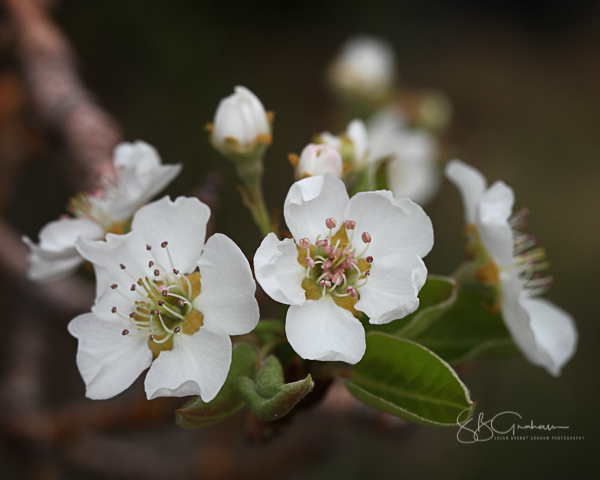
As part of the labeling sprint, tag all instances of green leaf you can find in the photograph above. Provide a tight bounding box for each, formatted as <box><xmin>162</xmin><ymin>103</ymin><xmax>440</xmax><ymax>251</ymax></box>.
<box><xmin>347</xmin><ymin>332</ymin><xmax>475</xmax><ymax>427</ymax></box>
<box><xmin>175</xmin><ymin>342</ymin><xmax>257</xmax><ymax>429</ymax></box>
<box><xmin>413</xmin><ymin>288</ymin><xmax>517</xmax><ymax>364</ymax></box>
<box><xmin>363</xmin><ymin>275</ymin><xmax>458</xmax><ymax>336</ymax></box>
<box><xmin>236</xmin><ymin>356</ymin><xmax>314</xmax><ymax>422</ymax></box>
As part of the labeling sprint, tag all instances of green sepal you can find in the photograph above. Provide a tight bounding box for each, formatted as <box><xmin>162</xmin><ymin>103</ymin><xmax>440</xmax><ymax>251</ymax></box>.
<box><xmin>413</xmin><ymin>288</ymin><xmax>517</xmax><ymax>364</ymax></box>
<box><xmin>175</xmin><ymin>342</ymin><xmax>257</xmax><ymax>429</ymax></box>
<box><xmin>363</xmin><ymin>275</ymin><xmax>458</xmax><ymax>337</ymax></box>
<box><xmin>347</xmin><ymin>332</ymin><xmax>475</xmax><ymax>427</ymax></box>
<box><xmin>236</xmin><ymin>356</ymin><xmax>314</xmax><ymax>422</ymax></box>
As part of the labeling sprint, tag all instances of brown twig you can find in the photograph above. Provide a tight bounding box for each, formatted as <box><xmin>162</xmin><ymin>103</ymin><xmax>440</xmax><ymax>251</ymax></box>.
<box><xmin>2</xmin><ymin>0</ymin><xmax>122</xmax><ymax>192</ymax></box>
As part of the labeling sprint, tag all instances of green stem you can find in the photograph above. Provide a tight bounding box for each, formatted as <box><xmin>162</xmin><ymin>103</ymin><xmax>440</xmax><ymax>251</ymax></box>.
<box><xmin>236</xmin><ymin>158</ymin><xmax>274</xmax><ymax>238</ymax></box>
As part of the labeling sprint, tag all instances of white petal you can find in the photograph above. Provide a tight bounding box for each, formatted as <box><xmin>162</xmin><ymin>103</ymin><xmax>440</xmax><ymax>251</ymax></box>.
<box><xmin>346</xmin><ymin>119</ymin><xmax>369</xmax><ymax>164</ymax></box>
<box><xmin>130</xmin><ymin>196</ymin><xmax>210</xmax><ymax>274</ymax></box>
<box><xmin>254</xmin><ymin>233</ymin><xmax>306</xmax><ymax>305</ymax></box>
<box><xmin>23</xmin><ymin>218</ymin><xmax>105</xmax><ymax>281</ymax></box>
<box><xmin>193</xmin><ymin>234</ymin><xmax>259</xmax><ymax>336</ymax></box>
<box><xmin>344</xmin><ymin>190</ymin><xmax>434</xmax><ymax>260</ymax></box>
<box><xmin>500</xmin><ymin>272</ymin><xmax>555</xmax><ymax>374</ymax></box>
<box><xmin>108</xmin><ymin>141</ymin><xmax>182</xmax><ymax>221</ymax></box>
<box><xmin>356</xmin><ymin>253</ymin><xmax>427</xmax><ymax>324</ymax></box>
<box><xmin>286</xmin><ymin>295</ymin><xmax>366</xmax><ymax>364</ymax></box>
<box><xmin>444</xmin><ymin>160</ymin><xmax>487</xmax><ymax>224</ymax></box>
<box><xmin>284</xmin><ymin>174</ymin><xmax>349</xmax><ymax>243</ymax></box>
<box><xmin>477</xmin><ymin>181</ymin><xmax>515</xmax><ymax>267</ymax></box>
<box><xmin>520</xmin><ymin>297</ymin><xmax>578</xmax><ymax>376</ymax></box>
<box><xmin>386</xmin><ymin>129</ymin><xmax>440</xmax><ymax>205</ymax></box>
<box><xmin>76</xmin><ymin>231</ymin><xmax>148</xmax><ymax>296</ymax></box>
<box><xmin>68</xmin><ymin>313</ymin><xmax>152</xmax><ymax>400</ymax></box>
<box><xmin>144</xmin><ymin>327</ymin><xmax>232</xmax><ymax>402</ymax></box>
<box><xmin>366</xmin><ymin>106</ymin><xmax>407</xmax><ymax>162</ymax></box>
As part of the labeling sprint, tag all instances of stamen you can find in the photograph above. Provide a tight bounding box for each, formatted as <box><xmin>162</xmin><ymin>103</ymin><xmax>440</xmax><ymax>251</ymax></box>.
<box><xmin>130</xmin><ymin>284</ymin><xmax>136</xmax><ymax>291</ymax></box>
<box><xmin>299</xmin><ymin>238</ymin><xmax>311</xmax><ymax>250</ymax></box>
<box><xmin>154</xmin><ymin>269</ymin><xmax>160</xmax><ymax>277</ymax></box>
<box><xmin>122</xmin><ymin>329</ymin><xmax>129</xmax><ymax>336</ymax></box>
<box><xmin>173</xmin><ymin>326</ymin><xmax>181</xmax><ymax>334</ymax></box>
<box><xmin>326</xmin><ymin>217</ymin><xmax>337</xmax><ymax>229</ymax></box>
<box><xmin>146</xmin><ymin>244</ymin><xmax>152</xmax><ymax>251</ymax></box>
<box><xmin>161</xmin><ymin>241</ymin><xmax>168</xmax><ymax>248</ymax></box>
<box><xmin>149</xmin><ymin>261</ymin><xmax>154</xmax><ymax>268</ymax></box>
<box><xmin>346</xmin><ymin>286</ymin><xmax>357</xmax><ymax>297</ymax></box>
<box><xmin>111</xmin><ymin>307</ymin><xmax>117</xmax><ymax>314</ymax></box>
<box><xmin>120</xmin><ymin>264</ymin><xmax>126</xmax><ymax>270</ymax></box>
<box><xmin>173</xmin><ymin>269</ymin><xmax>179</xmax><ymax>275</ymax></box>
<box><xmin>366</xmin><ymin>256</ymin><xmax>373</xmax><ymax>263</ymax></box>
<box><xmin>306</xmin><ymin>257</ymin><xmax>315</xmax><ymax>269</ymax></box>
<box><xmin>345</xmin><ymin>220</ymin><xmax>356</xmax><ymax>230</ymax></box>
<box><xmin>316</xmin><ymin>239</ymin><xmax>329</xmax><ymax>248</ymax></box>
<box><xmin>149</xmin><ymin>333</ymin><xmax>172</xmax><ymax>344</ymax></box>
<box><xmin>361</xmin><ymin>232</ymin><xmax>371</xmax><ymax>243</ymax></box>
<box><xmin>111</xmin><ymin>284</ymin><xmax>118</xmax><ymax>289</ymax></box>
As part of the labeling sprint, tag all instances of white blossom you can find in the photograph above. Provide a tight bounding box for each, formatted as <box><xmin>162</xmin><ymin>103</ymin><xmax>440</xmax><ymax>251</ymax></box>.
<box><xmin>254</xmin><ymin>174</ymin><xmax>433</xmax><ymax>364</ymax></box>
<box><xmin>367</xmin><ymin>107</ymin><xmax>440</xmax><ymax>205</ymax></box>
<box><xmin>68</xmin><ymin>196</ymin><xmax>259</xmax><ymax>401</ymax></box>
<box><xmin>296</xmin><ymin>143</ymin><xmax>343</xmax><ymax>179</ymax></box>
<box><xmin>212</xmin><ymin>86</ymin><xmax>271</xmax><ymax>154</ymax></box>
<box><xmin>320</xmin><ymin>119</ymin><xmax>369</xmax><ymax>167</ymax></box>
<box><xmin>445</xmin><ymin>159</ymin><xmax>578</xmax><ymax>376</ymax></box>
<box><xmin>328</xmin><ymin>36</ymin><xmax>397</xmax><ymax>101</ymax></box>
<box><xmin>23</xmin><ymin>141</ymin><xmax>181</xmax><ymax>281</ymax></box>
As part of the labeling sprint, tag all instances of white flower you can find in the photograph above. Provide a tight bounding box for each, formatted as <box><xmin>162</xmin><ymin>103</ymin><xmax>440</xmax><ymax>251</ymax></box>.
<box><xmin>254</xmin><ymin>174</ymin><xmax>433</xmax><ymax>364</ymax></box>
<box><xmin>367</xmin><ymin>107</ymin><xmax>440</xmax><ymax>205</ymax></box>
<box><xmin>212</xmin><ymin>86</ymin><xmax>271</xmax><ymax>155</ymax></box>
<box><xmin>68</xmin><ymin>196</ymin><xmax>260</xmax><ymax>401</ymax></box>
<box><xmin>296</xmin><ymin>143</ymin><xmax>343</xmax><ymax>179</ymax></box>
<box><xmin>23</xmin><ymin>141</ymin><xmax>181</xmax><ymax>281</ymax></box>
<box><xmin>320</xmin><ymin>119</ymin><xmax>369</xmax><ymax>167</ymax></box>
<box><xmin>328</xmin><ymin>36</ymin><xmax>397</xmax><ymax>101</ymax></box>
<box><xmin>445</xmin><ymin>159</ymin><xmax>578</xmax><ymax>376</ymax></box>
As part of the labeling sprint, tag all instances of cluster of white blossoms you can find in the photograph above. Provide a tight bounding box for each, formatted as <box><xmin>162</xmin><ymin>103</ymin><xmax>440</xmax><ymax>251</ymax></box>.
<box><xmin>445</xmin><ymin>160</ymin><xmax>578</xmax><ymax>376</ymax></box>
<box><xmin>23</xmin><ymin>141</ymin><xmax>181</xmax><ymax>281</ymax></box>
<box><xmin>24</xmin><ymin>75</ymin><xmax>577</xmax><ymax>406</ymax></box>
<box><xmin>255</xmin><ymin>173</ymin><xmax>433</xmax><ymax>364</ymax></box>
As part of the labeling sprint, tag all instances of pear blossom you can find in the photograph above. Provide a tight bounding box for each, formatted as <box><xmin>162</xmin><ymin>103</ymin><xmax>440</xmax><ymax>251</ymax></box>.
<box><xmin>254</xmin><ymin>173</ymin><xmax>433</xmax><ymax>364</ymax></box>
<box><xmin>445</xmin><ymin>160</ymin><xmax>578</xmax><ymax>376</ymax></box>
<box><xmin>295</xmin><ymin>143</ymin><xmax>343</xmax><ymax>179</ymax></box>
<box><xmin>328</xmin><ymin>36</ymin><xmax>397</xmax><ymax>101</ymax></box>
<box><xmin>319</xmin><ymin>119</ymin><xmax>369</xmax><ymax>168</ymax></box>
<box><xmin>367</xmin><ymin>107</ymin><xmax>440</xmax><ymax>205</ymax></box>
<box><xmin>211</xmin><ymin>86</ymin><xmax>271</xmax><ymax>157</ymax></box>
<box><xmin>23</xmin><ymin>141</ymin><xmax>181</xmax><ymax>281</ymax></box>
<box><xmin>68</xmin><ymin>196</ymin><xmax>259</xmax><ymax>401</ymax></box>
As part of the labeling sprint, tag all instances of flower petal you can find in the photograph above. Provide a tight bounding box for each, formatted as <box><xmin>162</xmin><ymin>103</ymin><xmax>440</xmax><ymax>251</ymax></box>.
<box><xmin>284</xmin><ymin>174</ymin><xmax>349</xmax><ymax>243</ymax></box>
<box><xmin>23</xmin><ymin>217</ymin><xmax>105</xmax><ymax>281</ymax></box>
<box><xmin>130</xmin><ymin>196</ymin><xmax>210</xmax><ymax>274</ymax></box>
<box><xmin>387</xmin><ymin>130</ymin><xmax>440</xmax><ymax>205</ymax></box>
<box><xmin>343</xmin><ymin>190</ymin><xmax>434</xmax><ymax>260</ymax></box>
<box><xmin>76</xmin><ymin>232</ymin><xmax>149</xmax><ymax>296</ymax></box>
<box><xmin>356</xmin><ymin>253</ymin><xmax>427</xmax><ymax>324</ymax></box>
<box><xmin>477</xmin><ymin>181</ymin><xmax>515</xmax><ymax>267</ymax></box>
<box><xmin>107</xmin><ymin>141</ymin><xmax>182</xmax><ymax>221</ymax></box>
<box><xmin>254</xmin><ymin>233</ymin><xmax>306</xmax><ymax>306</ymax></box>
<box><xmin>193</xmin><ymin>233</ymin><xmax>259</xmax><ymax>336</ymax></box>
<box><xmin>500</xmin><ymin>271</ymin><xmax>553</xmax><ymax>373</ymax></box>
<box><xmin>444</xmin><ymin>159</ymin><xmax>487</xmax><ymax>224</ymax></box>
<box><xmin>519</xmin><ymin>296</ymin><xmax>578</xmax><ymax>376</ymax></box>
<box><xmin>346</xmin><ymin>119</ymin><xmax>369</xmax><ymax>164</ymax></box>
<box><xmin>144</xmin><ymin>327</ymin><xmax>232</xmax><ymax>402</ymax></box>
<box><xmin>286</xmin><ymin>295</ymin><xmax>366</xmax><ymax>364</ymax></box>
<box><xmin>68</xmin><ymin>313</ymin><xmax>152</xmax><ymax>400</ymax></box>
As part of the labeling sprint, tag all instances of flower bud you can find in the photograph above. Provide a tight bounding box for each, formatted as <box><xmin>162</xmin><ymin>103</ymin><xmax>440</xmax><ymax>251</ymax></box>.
<box><xmin>319</xmin><ymin>119</ymin><xmax>369</xmax><ymax>169</ymax></box>
<box><xmin>296</xmin><ymin>143</ymin><xmax>343</xmax><ymax>179</ymax></box>
<box><xmin>210</xmin><ymin>86</ymin><xmax>272</xmax><ymax>160</ymax></box>
<box><xmin>328</xmin><ymin>36</ymin><xmax>397</xmax><ymax>103</ymax></box>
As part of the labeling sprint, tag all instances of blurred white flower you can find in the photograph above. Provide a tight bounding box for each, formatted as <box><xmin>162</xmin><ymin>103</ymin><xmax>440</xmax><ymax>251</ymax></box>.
<box><xmin>23</xmin><ymin>141</ymin><xmax>181</xmax><ymax>281</ymax></box>
<box><xmin>254</xmin><ymin>174</ymin><xmax>433</xmax><ymax>364</ymax></box>
<box><xmin>329</xmin><ymin>36</ymin><xmax>397</xmax><ymax>102</ymax></box>
<box><xmin>211</xmin><ymin>86</ymin><xmax>271</xmax><ymax>157</ymax></box>
<box><xmin>367</xmin><ymin>107</ymin><xmax>441</xmax><ymax>205</ymax></box>
<box><xmin>68</xmin><ymin>196</ymin><xmax>259</xmax><ymax>401</ymax></box>
<box><xmin>296</xmin><ymin>143</ymin><xmax>343</xmax><ymax>179</ymax></box>
<box><xmin>446</xmin><ymin>160</ymin><xmax>578</xmax><ymax>376</ymax></box>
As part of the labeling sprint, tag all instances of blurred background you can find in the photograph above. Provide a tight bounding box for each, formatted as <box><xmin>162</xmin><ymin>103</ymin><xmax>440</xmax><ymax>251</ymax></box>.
<box><xmin>1</xmin><ymin>0</ymin><xmax>599</xmax><ymax>478</ymax></box>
